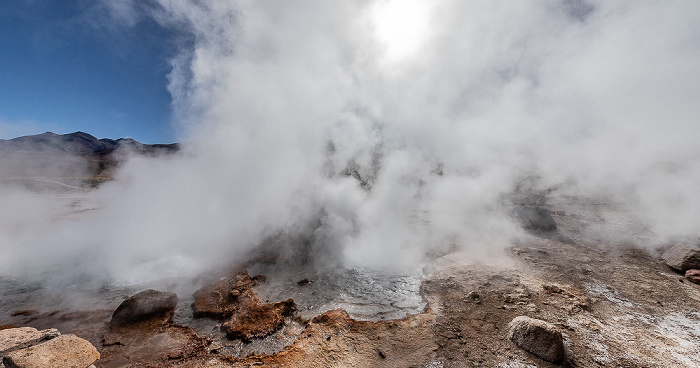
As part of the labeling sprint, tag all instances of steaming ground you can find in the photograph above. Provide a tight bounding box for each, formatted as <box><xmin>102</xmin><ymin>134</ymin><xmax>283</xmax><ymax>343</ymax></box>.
<box><xmin>4</xmin><ymin>194</ymin><xmax>700</xmax><ymax>366</ymax></box>
<box><xmin>2</xmin><ymin>1</ymin><xmax>700</xmax><ymax>365</ymax></box>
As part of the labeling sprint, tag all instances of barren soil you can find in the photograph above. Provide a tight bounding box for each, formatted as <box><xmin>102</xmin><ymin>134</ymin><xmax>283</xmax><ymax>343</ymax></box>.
<box><xmin>3</xmin><ymin>197</ymin><xmax>700</xmax><ymax>367</ymax></box>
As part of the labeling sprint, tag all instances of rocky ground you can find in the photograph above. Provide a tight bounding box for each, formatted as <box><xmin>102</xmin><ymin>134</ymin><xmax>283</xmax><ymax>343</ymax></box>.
<box><xmin>2</xmin><ymin>197</ymin><xmax>700</xmax><ymax>367</ymax></box>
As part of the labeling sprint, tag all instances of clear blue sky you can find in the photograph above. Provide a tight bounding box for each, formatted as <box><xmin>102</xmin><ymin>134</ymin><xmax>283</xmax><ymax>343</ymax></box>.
<box><xmin>0</xmin><ymin>1</ymin><xmax>180</xmax><ymax>143</ymax></box>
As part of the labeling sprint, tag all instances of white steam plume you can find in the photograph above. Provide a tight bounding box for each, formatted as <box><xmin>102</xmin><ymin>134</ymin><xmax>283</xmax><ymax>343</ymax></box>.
<box><xmin>2</xmin><ymin>0</ymin><xmax>700</xmax><ymax>283</ymax></box>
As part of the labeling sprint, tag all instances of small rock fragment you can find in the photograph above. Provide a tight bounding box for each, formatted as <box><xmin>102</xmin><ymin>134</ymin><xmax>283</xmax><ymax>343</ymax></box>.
<box><xmin>0</xmin><ymin>327</ymin><xmax>60</xmax><ymax>356</ymax></box>
<box><xmin>111</xmin><ymin>289</ymin><xmax>178</xmax><ymax>325</ymax></box>
<box><xmin>508</xmin><ymin>316</ymin><xmax>566</xmax><ymax>364</ymax></box>
<box><xmin>685</xmin><ymin>269</ymin><xmax>700</xmax><ymax>284</ymax></box>
<box><xmin>3</xmin><ymin>334</ymin><xmax>99</xmax><ymax>368</ymax></box>
<box><xmin>662</xmin><ymin>243</ymin><xmax>700</xmax><ymax>272</ymax></box>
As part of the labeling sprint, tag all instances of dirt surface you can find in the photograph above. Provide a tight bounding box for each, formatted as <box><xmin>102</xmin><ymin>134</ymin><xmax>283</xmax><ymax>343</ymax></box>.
<box><xmin>3</xmin><ymin>199</ymin><xmax>700</xmax><ymax>367</ymax></box>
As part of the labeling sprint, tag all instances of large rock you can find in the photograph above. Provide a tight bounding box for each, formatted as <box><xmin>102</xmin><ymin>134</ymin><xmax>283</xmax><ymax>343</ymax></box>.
<box><xmin>192</xmin><ymin>271</ymin><xmax>265</xmax><ymax>319</ymax></box>
<box><xmin>662</xmin><ymin>242</ymin><xmax>700</xmax><ymax>272</ymax></box>
<box><xmin>111</xmin><ymin>289</ymin><xmax>178</xmax><ymax>325</ymax></box>
<box><xmin>508</xmin><ymin>316</ymin><xmax>566</xmax><ymax>364</ymax></box>
<box><xmin>512</xmin><ymin>206</ymin><xmax>557</xmax><ymax>232</ymax></box>
<box><xmin>222</xmin><ymin>299</ymin><xmax>296</xmax><ymax>342</ymax></box>
<box><xmin>0</xmin><ymin>327</ymin><xmax>60</xmax><ymax>356</ymax></box>
<box><xmin>3</xmin><ymin>334</ymin><xmax>99</xmax><ymax>368</ymax></box>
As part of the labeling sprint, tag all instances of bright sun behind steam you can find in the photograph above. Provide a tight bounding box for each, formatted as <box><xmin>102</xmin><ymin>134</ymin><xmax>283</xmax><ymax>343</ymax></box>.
<box><xmin>370</xmin><ymin>0</ymin><xmax>435</xmax><ymax>64</ymax></box>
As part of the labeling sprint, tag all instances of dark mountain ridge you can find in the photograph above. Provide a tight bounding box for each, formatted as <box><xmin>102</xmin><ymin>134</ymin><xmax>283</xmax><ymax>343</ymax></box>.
<box><xmin>0</xmin><ymin>131</ymin><xmax>179</xmax><ymax>156</ymax></box>
<box><xmin>0</xmin><ymin>132</ymin><xmax>179</xmax><ymax>186</ymax></box>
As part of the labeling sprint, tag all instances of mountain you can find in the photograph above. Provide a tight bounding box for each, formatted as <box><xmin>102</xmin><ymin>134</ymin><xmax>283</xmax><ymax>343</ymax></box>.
<box><xmin>0</xmin><ymin>131</ymin><xmax>179</xmax><ymax>156</ymax></box>
<box><xmin>0</xmin><ymin>132</ymin><xmax>179</xmax><ymax>185</ymax></box>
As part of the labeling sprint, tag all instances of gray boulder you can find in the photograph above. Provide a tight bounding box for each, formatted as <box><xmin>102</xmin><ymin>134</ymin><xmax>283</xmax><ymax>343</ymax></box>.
<box><xmin>508</xmin><ymin>316</ymin><xmax>566</xmax><ymax>364</ymax></box>
<box><xmin>110</xmin><ymin>289</ymin><xmax>178</xmax><ymax>325</ymax></box>
<box><xmin>662</xmin><ymin>242</ymin><xmax>700</xmax><ymax>272</ymax></box>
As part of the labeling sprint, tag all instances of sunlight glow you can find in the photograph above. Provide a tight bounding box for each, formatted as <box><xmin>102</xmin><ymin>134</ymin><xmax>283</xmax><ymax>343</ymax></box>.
<box><xmin>370</xmin><ymin>0</ymin><xmax>435</xmax><ymax>63</ymax></box>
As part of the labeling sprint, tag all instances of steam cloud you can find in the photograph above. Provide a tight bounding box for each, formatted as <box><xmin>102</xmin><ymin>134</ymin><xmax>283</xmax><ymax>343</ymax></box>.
<box><xmin>2</xmin><ymin>0</ymin><xmax>700</xmax><ymax>284</ymax></box>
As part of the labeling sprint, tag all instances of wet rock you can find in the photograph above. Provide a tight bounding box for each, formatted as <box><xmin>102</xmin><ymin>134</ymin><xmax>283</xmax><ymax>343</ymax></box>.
<box><xmin>3</xmin><ymin>334</ymin><xmax>99</xmax><ymax>368</ymax></box>
<box><xmin>685</xmin><ymin>269</ymin><xmax>700</xmax><ymax>284</ymax></box>
<box><xmin>508</xmin><ymin>316</ymin><xmax>566</xmax><ymax>364</ymax></box>
<box><xmin>193</xmin><ymin>271</ymin><xmax>263</xmax><ymax>319</ymax></box>
<box><xmin>111</xmin><ymin>289</ymin><xmax>178</xmax><ymax>325</ymax></box>
<box><xmin>222</xmin><ymin>299</ymin><xmax>296</xmax><ymax>342</ymax></box>
<box><xmin>100</xmin><ymin>323</ymin><xmax>209</xmax><ymax>366</ymax></box>
<box><xmin>512</xmin><ymin>206</ymin><xmax>557</xmax><ymax>232</ymax></box>
<box><xmin>0</xmin><ymin>327</ymin><xmax>60</xmax><ymax>356</ymax></box>
<box><xmin>662</xmin><ymin>242</ymin><xmax>700</xmax><ymax>272</ymax></box>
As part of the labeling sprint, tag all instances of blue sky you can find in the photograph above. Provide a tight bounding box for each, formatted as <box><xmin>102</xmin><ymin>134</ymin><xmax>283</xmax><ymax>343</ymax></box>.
<box><xmin>0</xmin><ymin>1</ymin><xmax>180</xmax><ymax>143</ymax></box>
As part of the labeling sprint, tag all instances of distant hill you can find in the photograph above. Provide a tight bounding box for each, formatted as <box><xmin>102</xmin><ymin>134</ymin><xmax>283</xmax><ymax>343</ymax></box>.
<box><xmin>0</xmin><ymin>131</ymin><xmax>179</xmax><ymax>156</ymax></box>
<box><xmin>0</xmin><ymin>132</ymin><xmax>179</xmax><ymax>188</ymax></box>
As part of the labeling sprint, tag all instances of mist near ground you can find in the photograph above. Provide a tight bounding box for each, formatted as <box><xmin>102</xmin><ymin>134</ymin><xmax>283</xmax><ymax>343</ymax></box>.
<box><xmin>1</xmin><ymin>0</ymin><xmax>699</xmax><ymax>285</ymax></box>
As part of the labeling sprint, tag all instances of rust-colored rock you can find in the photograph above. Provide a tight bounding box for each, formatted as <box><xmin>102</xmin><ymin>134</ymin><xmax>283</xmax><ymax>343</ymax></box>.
<box><xmin>222</xmin><ymin>299</ymin><xmax>296</xmax><ymax>342</ymax></box>
<box><xmin>3</xmin><ymin>334</ymin><xmax>99</xmax><ymax>368</ymax></box>
<box><xmin>192</xmin><ymin>271</ymin><xmax>265</xmax><ymax>319</ymax></box>
<box><xmin>685</xmin><ymin>269</ymin><xmax>700</xmax><ymax>284</ymax></box>
<box><xmin>194</xmin><ymin>270</ymin><xmax>298</xmax><ymax>342</ymax></box>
